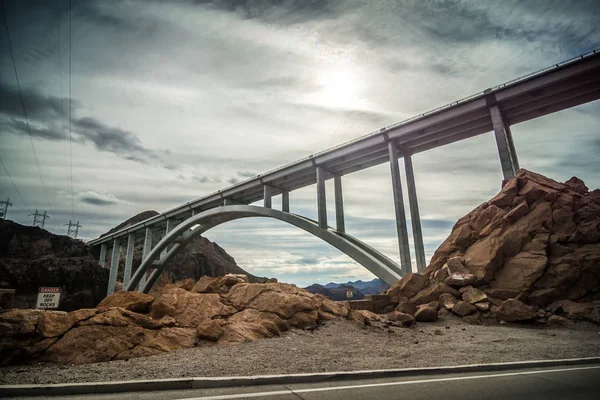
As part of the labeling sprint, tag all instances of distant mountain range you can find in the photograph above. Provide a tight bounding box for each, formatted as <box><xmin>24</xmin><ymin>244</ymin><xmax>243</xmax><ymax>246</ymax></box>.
<box><xmin>323</xmin><ymin>278</ymin><xmax>389</xmax><ymax>295</ymax></box>
<box><xmin>303</xmin><ymin>278</ymin><xmax>389</xmax><ymax>301</ymax></box>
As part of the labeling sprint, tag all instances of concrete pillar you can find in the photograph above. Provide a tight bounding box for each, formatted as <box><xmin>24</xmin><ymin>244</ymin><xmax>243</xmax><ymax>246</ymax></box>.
<box><xmin>161</xmin><ymin>219</ymin><xmax>174</xmax><ymax>260</ymax></box>
<box><xmin>282</xmin><ymin>190</ymin><xmax>290</xmax><ymax>212</ymax></box>
<box><xmin>139</xmin><ymin>227</ymin><xmax>153</xmax><ymax>290</ymax></box>
<box><xmin>403</xmin><ymin>151</ymin><xmax>426</xmax><ymax>272</ymax></box>
<box><xmin>387</xmin><ymin>141</ymin><xmax>412</xmax><ymax>275</ymax></box>
<box><xmin>99</xmin><ymin>243</ymin><xmax>107</xmax><ymax>267</ymax></box>
<box><xmin>263</xmin><ymin>185</ymin><xmax>272</xmax><ymax>209</ymax></box>
<box><xmin>107</xmin><ymin>239</ymin><xmax>120</xmax><ymax>296</ymax></box>
<box><xmin>316</xmin><ymin>166</ymin><xmax>327</xmax><ymax>229</ymax></box>
<box><xmin>334</xmin><ymin>175</ymin><xmax>345</xmax><ymax>233</ymax></box>
<box><xmin>489</xmin><ymin>104</ymin><xmax>519</xmax><ymax>180</ymax></box>
<box><xmin>123</xmin><ymin>233</ymin><xmax>135</xmax><ymax>289</ymax></box>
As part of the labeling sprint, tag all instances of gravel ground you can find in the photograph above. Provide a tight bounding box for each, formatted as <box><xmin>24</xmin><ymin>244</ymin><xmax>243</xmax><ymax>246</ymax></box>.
<box><xmin>2</xmin><ymin>315</ymin><xmax>600</xmax><ymax>385</ymax></box>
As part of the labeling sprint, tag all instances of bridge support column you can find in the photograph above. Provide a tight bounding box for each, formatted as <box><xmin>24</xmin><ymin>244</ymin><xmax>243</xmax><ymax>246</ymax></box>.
<box><xmin>282</xmin><ymin>190</ymin><xmax>290</xmax><ymax>212</ymax></box>
<box><xmin>263</xmin><ymin>185</ymin><xmax>272</xmax><ymax>209</ymax></box>
<box><xmin>161</xmin><ymin>219</ymin><xmax>174</xmax><ymax>260</ymax></box>
<box><xmin>489</xmin><ymin>104</ymin><xmax>520</xmax><ymax>181</ymax></box>
<box><xmin>387</xmin><ymin>141</ymin><xmax>412</xmax><ymax>275</ymax></box>
<box><xmin>98</xmin><ymin>243</ymin><xmax>107</xmax><ymax>267</ymax></box>
<box><xmin>139</xmin><ymin>227</ymin><xmax>152</xmax><ymax>290</ymax></box>
<box><xmin>107</xmin><ymin>239</ymin><xmax>120</xmax><ymax>296</ymax></box>
<box><xmin>316</xmin><ymin>166</ymin><xmax>327</xmax><ymax>229</ymax></box>
<box><xmin>334</xmin><ymin>175</ymin><xmax>345</xmax><ymax>233</ymax></box>
<box><xmin>403</xmin><ymin>150</ymin><xmax>426</xmax><ymax>273</ymax></box>
<box><xmin>123</xmin><ymin>233</ymin><xmax>135</xmax><ymax>289</ymax></box>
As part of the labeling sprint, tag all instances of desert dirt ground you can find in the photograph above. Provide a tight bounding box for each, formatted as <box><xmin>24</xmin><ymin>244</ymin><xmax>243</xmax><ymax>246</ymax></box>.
<box><xmin>1</xmin><ymin>314</ymin><xmax>599</xmax><ymax>385</ymax></box>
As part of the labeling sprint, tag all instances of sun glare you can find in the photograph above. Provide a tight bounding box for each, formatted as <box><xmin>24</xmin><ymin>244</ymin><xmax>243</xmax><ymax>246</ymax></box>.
<box><xmin>318</xmin><ymin>65</ymin><xmax>363</xmax><ymax>109</ymax></box>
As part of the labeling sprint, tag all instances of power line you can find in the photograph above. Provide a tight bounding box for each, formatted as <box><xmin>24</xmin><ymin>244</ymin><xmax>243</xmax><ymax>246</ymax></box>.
<box><xmin>56</xmin><ymin>0</ymin><xmax>69</xmax><ymax>191</ymax></box>
<box><xmin>68</xmin><ymin>0</ymin><xmax>75</xmax><ymax>221</ymax></box>
<box><xmin>0</xmin><ymin>155</ymin><xmax>32</xmax><ymax>215</ymax></box>
<box><xmin>2</xmin><ymin>0</ymin><xmax>59</xmax><ymax>228</ymax></box>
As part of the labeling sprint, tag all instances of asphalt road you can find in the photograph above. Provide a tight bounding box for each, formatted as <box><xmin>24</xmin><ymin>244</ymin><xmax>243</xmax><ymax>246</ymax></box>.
<box><xmin>6</xmin><ymin>364</ymin><xmax>600</xmax><ymax>400</ymax></box>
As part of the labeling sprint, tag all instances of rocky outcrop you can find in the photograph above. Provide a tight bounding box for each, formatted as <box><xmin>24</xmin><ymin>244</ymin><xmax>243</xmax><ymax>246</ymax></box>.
<box><xmin>0</xmin><ymin>220</ymin><xmax>108</xmax><ymax>311</ymax></box>
<box><xmin>385</xmin><ymin>170</ymin><xmax>600</xmax><ymax>325</ymax></box>
<box><xmin>0</xmin><ymin>275</ymin><xmax>352</xmax><ymax>366</ymax></box>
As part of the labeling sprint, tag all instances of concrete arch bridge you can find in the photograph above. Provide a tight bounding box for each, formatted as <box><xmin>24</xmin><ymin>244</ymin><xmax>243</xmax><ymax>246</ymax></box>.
<box><xmin>87</xmin><ymin>50</ymin><xmax>600</xmax><ymax>295</ymax></box>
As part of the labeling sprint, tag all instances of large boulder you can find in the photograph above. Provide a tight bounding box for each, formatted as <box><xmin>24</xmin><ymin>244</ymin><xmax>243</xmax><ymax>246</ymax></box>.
<box><xmin>452</xmin><ymin>300</ymin><xmax>477</xmax><ymax>316</ymax></box>
<box><xmin>150</xmin><ymin>288</ymin><xmax>235</xmax><ymax>327</ymax></box>
<box><xmin>97</xmin><ymin>291</ymin><xmax>154</xmax><ymax>313</ymax></box>
<box><xmin>414</xmin><ymin>302</ymin><xmax>439</xmax><ymax>322</ymax></box>
<box><xmin>410</xmin><ymin>282</ymin><xmax>459</xmax><ymax>305</ymax></box>
<box><xmin>547</xmin><ymin>300</ymin><xmax>599</xmax><ymax>323</ymax></box>
<box><xmin>495</xmin><ymin>299</ymin><xmax>536</xmax><ymax>322</ymax></box>
<box><xmin>386</xmin><ymin>273</ymin><xmax>428</xmax><ymax>303</ymax></box>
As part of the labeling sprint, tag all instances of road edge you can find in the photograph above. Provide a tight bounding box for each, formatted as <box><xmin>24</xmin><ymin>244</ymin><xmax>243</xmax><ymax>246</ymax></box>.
<box><xmin>2</xmin><ymin>357</ymin><xmax>600</xmax><ymax>397</ymax></box>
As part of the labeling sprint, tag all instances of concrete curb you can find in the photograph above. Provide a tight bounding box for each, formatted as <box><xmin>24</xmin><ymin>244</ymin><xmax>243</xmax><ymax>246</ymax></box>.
<box><xmin>2</xmin><ymin>357</ymin><xmax>600</xmax><ymax>397</ymax></box>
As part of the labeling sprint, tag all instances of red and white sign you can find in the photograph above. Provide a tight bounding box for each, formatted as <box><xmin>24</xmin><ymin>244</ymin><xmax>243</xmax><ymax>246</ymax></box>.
<box><xmin>37</xmin><ymin>287</ymin><xmax>61</xmax><ymax>309</ymax></box>
<box><xmin>346</xmin><ymin>289</ymin><xmax>354</xmax><ymax>300</ymax></box>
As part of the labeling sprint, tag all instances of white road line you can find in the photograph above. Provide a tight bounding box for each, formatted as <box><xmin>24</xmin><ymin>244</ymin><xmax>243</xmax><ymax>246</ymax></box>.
<box><xmin>178</xmin><ymin>365</ymin><xmax>600</xmax><ymax>400</ymax></box>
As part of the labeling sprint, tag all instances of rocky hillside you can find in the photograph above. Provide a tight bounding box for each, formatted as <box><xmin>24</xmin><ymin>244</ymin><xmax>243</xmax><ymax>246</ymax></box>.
<box><xmin>383</xmin><ymin>169</ymin><xmax>600</xmax><ymax>325</ymax></box>
<box><xmin>0</xmin><ymin>275</ymin><xmax>355</xmax><ymax>366</ymax></box>
<box><xmin>101</xmin><ymin>210</ymin><xmax>267</xmax><ymax>292</ymax></box>
<box><xmin>304</xmin><ymin>283</ymin><xmax>365</xmax><ymax>301</ymax></box>
<box><xmin>0</xmin><ymin>220</ymin><xmax>108</xmax><ymax>311</ymax></box>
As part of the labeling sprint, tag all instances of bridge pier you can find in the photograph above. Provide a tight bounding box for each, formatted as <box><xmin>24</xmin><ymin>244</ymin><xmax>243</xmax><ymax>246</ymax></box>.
<box><xmin>107</xmin><ymin>239</ymin><xmax>120</xmax><ymax>296</ymax></box>
<box><xmin>387</xmin><ymin>141</ymin><xmax>412</xmax><ymax>275</ymax></box>
<box><xmin>139</xmin><ymin>227</ymin><xmax>153</xmax><ymax>290</ymax></box>
<box><xmin>488</xmin><ymin>102</ymin><xmax>520</xmax><ymax>180</ymax></box>
<box><xmin>334</xmin><ymin>175</ymin><xmax>345</xmax><ymax>233</ymax></box>
<box><xmin>403</xmin><ymin>150</ymin><xmax>426</xmax><ymax>272</ymax></box>
<box><xmin>161</xmin><ymin>219</ymin><xmax>175</xmax><ymax>260</ymax></box>
<box><xmin>98</xmin><ymin>243</ymin><xmax>107</xmax><ymax>267</ymax></box>
<box><xmin>123</xmin><ymin>233</ymin><xmax>135</xmax><ymax>289</ymax></box>
<box><xmin>263</xmin><ymin>185</ymin><xmax>273</xmax><ymax>209</ymax></box>
<box><xmin>316</xmin><ymin>166</ymin><xmax>327</xmax><ymax>229</ymax></box>
<box><xmin>282</xmin><ymin>190</ymin><xmax>290</xmax><ymax>212</ymax></box>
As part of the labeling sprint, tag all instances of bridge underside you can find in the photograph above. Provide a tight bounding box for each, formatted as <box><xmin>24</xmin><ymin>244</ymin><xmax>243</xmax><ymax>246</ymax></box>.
<box><xmin>126</xmin><ymin>205</ymin><xmax>403</xmax><ymax>293</ymax></box>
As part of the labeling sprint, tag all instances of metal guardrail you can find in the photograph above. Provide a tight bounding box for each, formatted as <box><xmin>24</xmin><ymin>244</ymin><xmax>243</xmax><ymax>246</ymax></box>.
<box><xmin>88</xmin><ymin>48</ymin><xmax>600</xmax><ymax>245</ymax></box>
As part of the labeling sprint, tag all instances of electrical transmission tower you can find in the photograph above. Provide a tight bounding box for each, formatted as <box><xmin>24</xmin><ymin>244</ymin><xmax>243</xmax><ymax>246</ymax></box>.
<box><xmin>64</xmin><ymin>220</ymin><xmax>82</xmax><ymax>238</ymax></box>
<box><xmin>0</xmin><ymin>198</ymin><xmax>13</xmax><ymax>219</ymax></box>
<box><xmin>29</xmin><ymin>209</ymin><xmax>49</xmax><ymax>228</ymax></box>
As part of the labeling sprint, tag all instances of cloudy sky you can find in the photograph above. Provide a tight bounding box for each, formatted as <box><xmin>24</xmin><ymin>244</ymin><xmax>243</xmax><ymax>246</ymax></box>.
<box><xmin>1</xmin><ymin>0</ymin><xmax>599</xmax><ymax>287</ymax></box>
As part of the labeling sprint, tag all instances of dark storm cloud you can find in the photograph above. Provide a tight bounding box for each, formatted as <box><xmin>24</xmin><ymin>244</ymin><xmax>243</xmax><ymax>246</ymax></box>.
<box><xmin>74</xmin><ymin>117</ymin><xmax>150</xmax><ymax>156</ymax></box>
<box><xmin>79</xmin><ymin>195</ymin><xmax>117</xmax><ymax>206</ymax></box>
<box><xmin>0</xmin><ymin>83</ymin><xmax>156</xmax><ymax>162</ymax></box>
<box><xmin>0</xmin><ymin>83</ymin><xmax>71</xmax><ymax>120</ymax></box>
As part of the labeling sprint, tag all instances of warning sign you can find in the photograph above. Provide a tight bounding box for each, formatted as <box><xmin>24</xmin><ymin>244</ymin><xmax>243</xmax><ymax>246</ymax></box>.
<box><xmin>36</xmin><ymin>287</ymin><xmax>61</xmax><ymax>309</ymax></box>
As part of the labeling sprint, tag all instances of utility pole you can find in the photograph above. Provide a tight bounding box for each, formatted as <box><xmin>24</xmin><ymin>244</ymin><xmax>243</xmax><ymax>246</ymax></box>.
<box><xmin>29</xmin><ymin>210</ymin><xmax>49</xmax><ymax>228</ymax></box>
<box><xmin>0</xmin><ymin>198</ymin><xmax>12</xmax><ymax>219</ymax></box>
<box><xmin>64</xmin><ymin>220</ymin><xmax>82</xmax><ymax>238</ymax></box>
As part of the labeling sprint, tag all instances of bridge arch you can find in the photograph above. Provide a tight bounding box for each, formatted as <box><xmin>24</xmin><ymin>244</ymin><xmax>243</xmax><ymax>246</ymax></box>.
<box><xmin>126</xmin><ymin>205</ymin><xmax>403</xmax><ymax>293</ymax></box>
